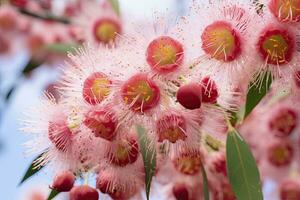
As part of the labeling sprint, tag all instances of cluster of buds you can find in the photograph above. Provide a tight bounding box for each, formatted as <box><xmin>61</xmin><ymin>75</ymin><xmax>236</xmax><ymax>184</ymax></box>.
<box><xmin>50</xmin><ymin>170</ymin><xmax>99</xmax><ymax>200</ymax></box>
<box><xmin>20</xmin><ymin>0</ymin><xmax>300</xmax><ymax>199</ymax></box>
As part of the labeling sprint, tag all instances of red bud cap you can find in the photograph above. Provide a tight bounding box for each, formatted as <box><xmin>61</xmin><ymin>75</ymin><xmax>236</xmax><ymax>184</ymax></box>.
<box><xmin>280</xmin><ymin>180</ymin><xmax>300</xmax><ymax>200</ymax></box>
<box><xmin>176</xmin><ymin>83</ymin><xmax>202</xmax><ymax>110</ymax></box>
<box><xmin>172</xmin><ymin>183</ymin><xmax>189</xmax><ymax>200</ymax></box>
<box><xmin>70</xmin><ymin>185</ymin><xmax>99</xmax><ymax>200</ymax></box>
<box><xmin>51</xmin><ymin>171</ymin><xmax>75</xmax><ymax>192</ymax></box>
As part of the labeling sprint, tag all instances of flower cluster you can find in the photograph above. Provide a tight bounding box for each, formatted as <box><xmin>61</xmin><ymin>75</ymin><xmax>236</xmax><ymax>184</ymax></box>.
<box><xmin>21</xmin><ymin>0</ymin><xmax>300</xmax><ymax>199</ymax></box>
<box><xmin>240</xmin><ymin>89</ymin><xmax>300</xmax><ymax>199</ymax></box>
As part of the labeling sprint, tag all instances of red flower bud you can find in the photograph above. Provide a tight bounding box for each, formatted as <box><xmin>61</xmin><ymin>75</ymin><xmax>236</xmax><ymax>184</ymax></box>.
<box><xmin>70</xmin><ymin>185</ymin><xmax>99</xmax><ymax>200</ymax></box>
<box><xmin>176</xmin><ymin>83</ymin><xmax>202</xmax><ymax>110</ymax></box>
<box><xmin>172</xmin><ymin>183</ymin><xmax>190</xmax><ymax>200</ymax></box>
<box><xmin>51</xmin><ymin>171</ymin><xmax>75</xmax><ymax>192</ymax></box>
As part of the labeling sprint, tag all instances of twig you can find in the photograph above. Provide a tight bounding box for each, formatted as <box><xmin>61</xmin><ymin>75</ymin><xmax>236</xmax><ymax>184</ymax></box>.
<box><xmin>18</xmin><ymin>8</ymin><xmax>70</xmax><ymax>24</ymax></box>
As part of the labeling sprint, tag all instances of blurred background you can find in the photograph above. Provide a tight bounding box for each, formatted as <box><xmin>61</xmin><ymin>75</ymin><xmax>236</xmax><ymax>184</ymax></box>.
<box><xmin>0</xmin><ymin>0</ymin><xmax>190</xmax><ymax>199</ymax></box>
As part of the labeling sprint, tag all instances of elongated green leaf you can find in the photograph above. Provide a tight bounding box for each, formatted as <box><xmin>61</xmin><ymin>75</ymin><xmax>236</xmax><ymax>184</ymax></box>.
<box><xmin>22</xmin><ymin>58</ymin><xmax>43</xmax><ymax>75</ymax></box>
<box><xmin>226</xmin><ymin>129</ymin><xmax>263</xmax><ymax>200</ymax></box>
<box><xmin>200</xmin><ymin>163</ymin><xmax>209</xmax><ymax>200</ymax></box>
<box><xmin>43</xmin><ymin>43</ymin><xmax>78</xmax><ymax>54</ymax></box>
<box><xmin>6</xmin><ymin>58</ymin><xmax>43</xmax><ymax>101</ymax></box>
<box><xmin>5</xmin><ymin>84</ymin><xmax>16</xmax><ymax>101</ymax></box>
<box><xmin>244</xmin><ymin>73</ymin><xmax>272</xmax><ymax>119</ymax></box>
<box><xmin>136</xmin><ymin>125</ymin><xmax>156</xmax><ymax>200</ymax></box>
<box><xmin>47</xmin><ymin>189</ymin><xmax>60</xmax><ymax>200</ymax></box>
<box><xmin>19</xmin><ymin>151</ymin><xmax>47</xmax><ymax>185</ymax></box>
<box><xmin>107</xmin><ymin>0</ymin><xmax>120</xmax><ymax>15</ymax></box>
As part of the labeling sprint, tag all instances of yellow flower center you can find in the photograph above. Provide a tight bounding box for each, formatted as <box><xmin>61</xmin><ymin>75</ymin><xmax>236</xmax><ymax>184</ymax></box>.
<box><xmin>95</xmin><ymin>20</ymin><xmax>119</xmax><ymax>43</ymax></box>
<box><xmin>262</xmin><ymin>34</ymin><xmax>289</xmax><ymax>64</ymax></box>
<box><xmin>91</xmin><ymin>77</ymin><xmax>111</xmax><ymax>100</ymax></box>
<box><xmin>202</xmin><ymin>21</ymin><xmax>240</xmax><ymax>62</ymax></box>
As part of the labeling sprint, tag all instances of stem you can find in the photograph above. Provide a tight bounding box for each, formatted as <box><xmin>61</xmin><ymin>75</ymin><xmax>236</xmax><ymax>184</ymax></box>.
<box><xmin>218</xmin><ymin>105</ymin><xmax>235</xmax><ymax>132</ymax></box>
<box><xmin>18</xmin><ymin>8</ymin><xmax>70</xmax><ymax>24</ymax></box>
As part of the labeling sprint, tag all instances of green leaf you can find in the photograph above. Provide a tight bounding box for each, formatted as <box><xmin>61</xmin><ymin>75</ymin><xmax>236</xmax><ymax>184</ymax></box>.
<box><xmin>6</xmin><ymin>58</ymin><xmax>43</xmax><ymax>101</ymax></box>
<box><xmin>22</xmin><ymin>58</ymin><xmax>43</xmax><ymax>75</ymax></box>
<box><xmin>136</xmin><ymin>125</ymin><xmax>156</xmax><ymax>200</ymax></box>
<box><xmin>244</xmin><ymin>73</ymin><xmax>272</xmax><ymax>119</ymax></box>
<box><xmin>107</xmin><ymin>0</ymin><xmax>120</xmax><ymax>15</ymax></box>
<box><xmin>43</xmin><ymin>43</ymin><xmax>78</xmax><ymax>54</ymax></box>
<box><xmin>5</xmin><ymin>84</ymin><xmax>16</xmax><ymax>101</ymax></box>
<box><xmin>19</xmin><ymin>151</ymin><xmax>47</xmax><ymax>185</ymax></box>
<box><xmin>226</xmin><ymin>129</ymin><xmax>263</xmax><ymax>200</ymax></box>
<box><xmin>47</xmin><ymin>189</ymin><xmax>60</xmax><ymax>200</ymax></box>
<box><xmin>200</xmin><ymin>163</ymin><xmax>210</xmax><ymax>200</ymax></box>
